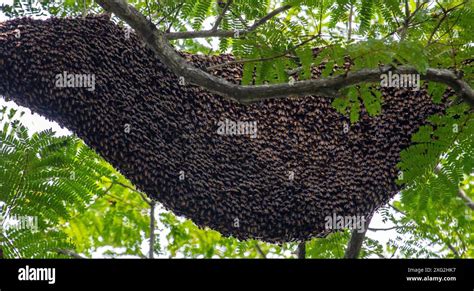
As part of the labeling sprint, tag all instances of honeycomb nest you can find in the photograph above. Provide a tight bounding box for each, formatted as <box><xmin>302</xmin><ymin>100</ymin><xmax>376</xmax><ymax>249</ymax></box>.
<box><xmin>0</xmin><ymin>16</ymin><xmax>445</xmax><ymax>242</ymax></box>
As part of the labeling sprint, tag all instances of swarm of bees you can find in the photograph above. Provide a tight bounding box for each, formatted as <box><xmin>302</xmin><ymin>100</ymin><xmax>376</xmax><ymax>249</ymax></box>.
<box><xmin>0</xmin><ymin>16</ymin><xmax>446</xmax><ymax>243</ymax></box>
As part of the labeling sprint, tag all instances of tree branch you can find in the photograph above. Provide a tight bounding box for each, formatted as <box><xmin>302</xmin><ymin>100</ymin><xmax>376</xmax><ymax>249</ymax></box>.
<box><xmin>427</xmin><ymin>1</ymin><xmax>468</xmax><ymax>45</ymax></box>
<box><xmin>347</xmin><ymin>4</ymin><xmax>353</xmax><ymax>41</ymax></box>
<box><xmin>114</xmin><ymin>181</ymin><xmax>152</xmax><ymax>205</ymax></box>
<box><xmin>212</xmin><ymin>0</ymin><xmax>232</xmax><ymax>31</ymax></box>
<box><xmin>368</xmin><ymin>226</ymin><xmax>399</xmax><ymax>231</ymax></box>
<box><xmin>254</xmin><ymin>242</ymin><xmax>267</xmax><ymax>258</ymax></box>
<box><xmin>297</xmin><ymin>241</ymin><xmax>306</xmax><ymax>259</ymax></box>
<box><xmin>166</xmin><ymin>4</ymin><xmax>291</xmax><ymax>40</ymax></box>
<box><xmin>57</xmin><ymin>249</ymin><xmax>85</xmax><ymax>259</ymax></box>
<box><xmin>149</xmin><ymin>200</ymin><xmax>156</xmax><ymax>259</ymax></box>
<box><xmin>96</xmin><ymin>0</ymin><xmax>474</xmax><ymax>106</ymax></box>
<box><xmin>344</xmin><ymin>216</ymin><xmax>371</xmax><ymax>259</ymax></box>
<box><xmin>389</xmin><ymin>0</ymin><xmax>426</xmax><ymax>40</ymax></box>
<box><xmin>446</xmin><ymin>241</ymin><xmax>460</xmax><ymax>257</ymax></box>
<box><xmin>457</xmin><ymin>188</ymin><xmax>474</xmax><ymax>210</ymax></box>
<box><xmin>206</xmin><ymin>53</ymin><xmax>292</xmax><ymax>70</ymax></box>
<box><xmin>248</xmin><ymin>5</ymin><xmax>292</xmax><ymax>32</ymax></box>
<box><xmin>165</xmin><ymin>3</ymin><xmax>184</xmax><ymax>33</ymax></box>
<box><xmin>389</xmin><ymin>203</ymin><xmax>406</xmax><ymax>216</ymax></box>
<box><xmin>166</xmin><ymin>29</ymin><xmax>238</xmax><ymax>40</ymax></box>
<box><xmin>206</xmin><ymin>34</ymin><xmax>320</xmax><ymax>70</ymax></box>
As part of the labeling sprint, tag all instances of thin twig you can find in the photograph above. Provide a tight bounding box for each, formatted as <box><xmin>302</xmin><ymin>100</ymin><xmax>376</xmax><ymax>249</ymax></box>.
<box><xmin>149</xmin><ymin>200</ymin><xmax>156</xmax><ymax>259</ymax></box>
<box><xmin>114</xmin><ymin>181</ymin><xmax>152</xmax><ymax>205</ymax></box>
<box><xmin>389</xmin><ymin>203</ymin><xmax>406</xmax><ymax>216</ymax></box>
<box><xmin>145</xmin><ymin>0</ymin><xmax>151</xmax><ymax>21</ymax></box>
<box><xmin>248</xmin><ymin>5</ymin><xmax>291</xmax><ymax>32</ymax></box>
<box><xmin>212</xmin><ymin>0</ymin><xmax>232</xmax><ymax>31</ymax></box>
<box><xmin>368</xmin><ymin>226</ymin><xmax>399</xmax><ymax>231</ymax></box>
<box><xmin>445</xmin><ymin>240</ymin><xmax>460</xmax><ymax>257</ymax></box>
<box><xmin>347</xmin><ymin>4</ymin><xmax>353</xmax><ymax>41</ymax></box>
<box><xmin>166</xmin><ymin>3</ymin><xmax>184</xmax><ymax>32</ymax></box>
<box><xmin>254</xmin><ymin>242</ymin><xmax>267</xmax><ymax>258</ymax></box>
<box><xmin>57</xmin><ymin>249</ymin><xmax>85</xmax><ymax>259</ymax></box>
<box><xmin>427</xmin><ymin>1</ymin><xmax>468</xmax><ymax>45</ymax></box>
<box><xmin>166</xmin><ymin>4</ymin><xmax>292</xmax><ymax>39</ymax></box>
<box><xmin>207</xmin><ymin>34</ymin><xmax>320</xmax><ymax>70</ymax></box>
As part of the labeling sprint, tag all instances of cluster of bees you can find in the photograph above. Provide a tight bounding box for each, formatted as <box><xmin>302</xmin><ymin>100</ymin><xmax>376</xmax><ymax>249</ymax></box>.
<box><xmin>0</xmin><ymin>16</ymin><xmax>445</xmax><ymax>242</ymax></box>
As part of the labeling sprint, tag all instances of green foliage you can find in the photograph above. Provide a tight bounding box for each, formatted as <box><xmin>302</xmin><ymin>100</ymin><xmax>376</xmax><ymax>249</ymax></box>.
<box><xmin>60</xmin><ymin>174</ymin><xmax>151</xmax><ymax>257</ymax></box>
<box><xmin>161</xmin><ymin>212</ymin><xmax>296</xmax><ymax>258</ymax></box>
<box><xmin>427</xmin><ymin>82</ymin><xmax>447</xmax><ymax>104</ymax></box>
<box><xmin>395</xmin><ymin>41</ymin><xmax>429</xmax><ymax>74</ymax></box>
<box><xmin>0</xmin><ymin>107</ymin><xmax>113</xmax><ymax>258</ymax></box>
<box><xmin>306</xmin><ymin>231</ymin><xmax>350</xmax><ymax>258</ymax></box>
<box><xmin>332</xmin><ymin>84</ymin><xmax>381</xmax><ymax>124</ymax></box>
<box><xmin>358</xmin><ymin>0</ymin><xmax>374</xmax><ymax>34</ymax></box>
<box><xmin>398</xmin><ymin>103</ymin><xmax>473</xmax><ymax>187</ymax></box>
<box><xmin>296</xmin><ymin>48</ymin><xmax>314</xmax><ymax>80</ymax></box>
<box><xmin>386</xmin><ymin>102</ymin><xmax>474</xmax><ymax>258</ymax></box>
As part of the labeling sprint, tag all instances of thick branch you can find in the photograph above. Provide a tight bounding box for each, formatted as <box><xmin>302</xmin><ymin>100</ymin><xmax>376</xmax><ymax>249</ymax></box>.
<box><xmin>96</xmin><ymin>0</ymin><xmax>474</xmax><ymax>106</ymax></box>
<box><xmin>344</xmin><ymin>216</ymin><xmax>371</xmax><ymax>259</ymax></box>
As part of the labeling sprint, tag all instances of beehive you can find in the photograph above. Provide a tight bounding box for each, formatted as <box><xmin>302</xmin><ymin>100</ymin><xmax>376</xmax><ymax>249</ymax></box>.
<box><xmin>0</xmin><ymin>16</ymin><xmax>445</xmax><ymax>242</ymax></box>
